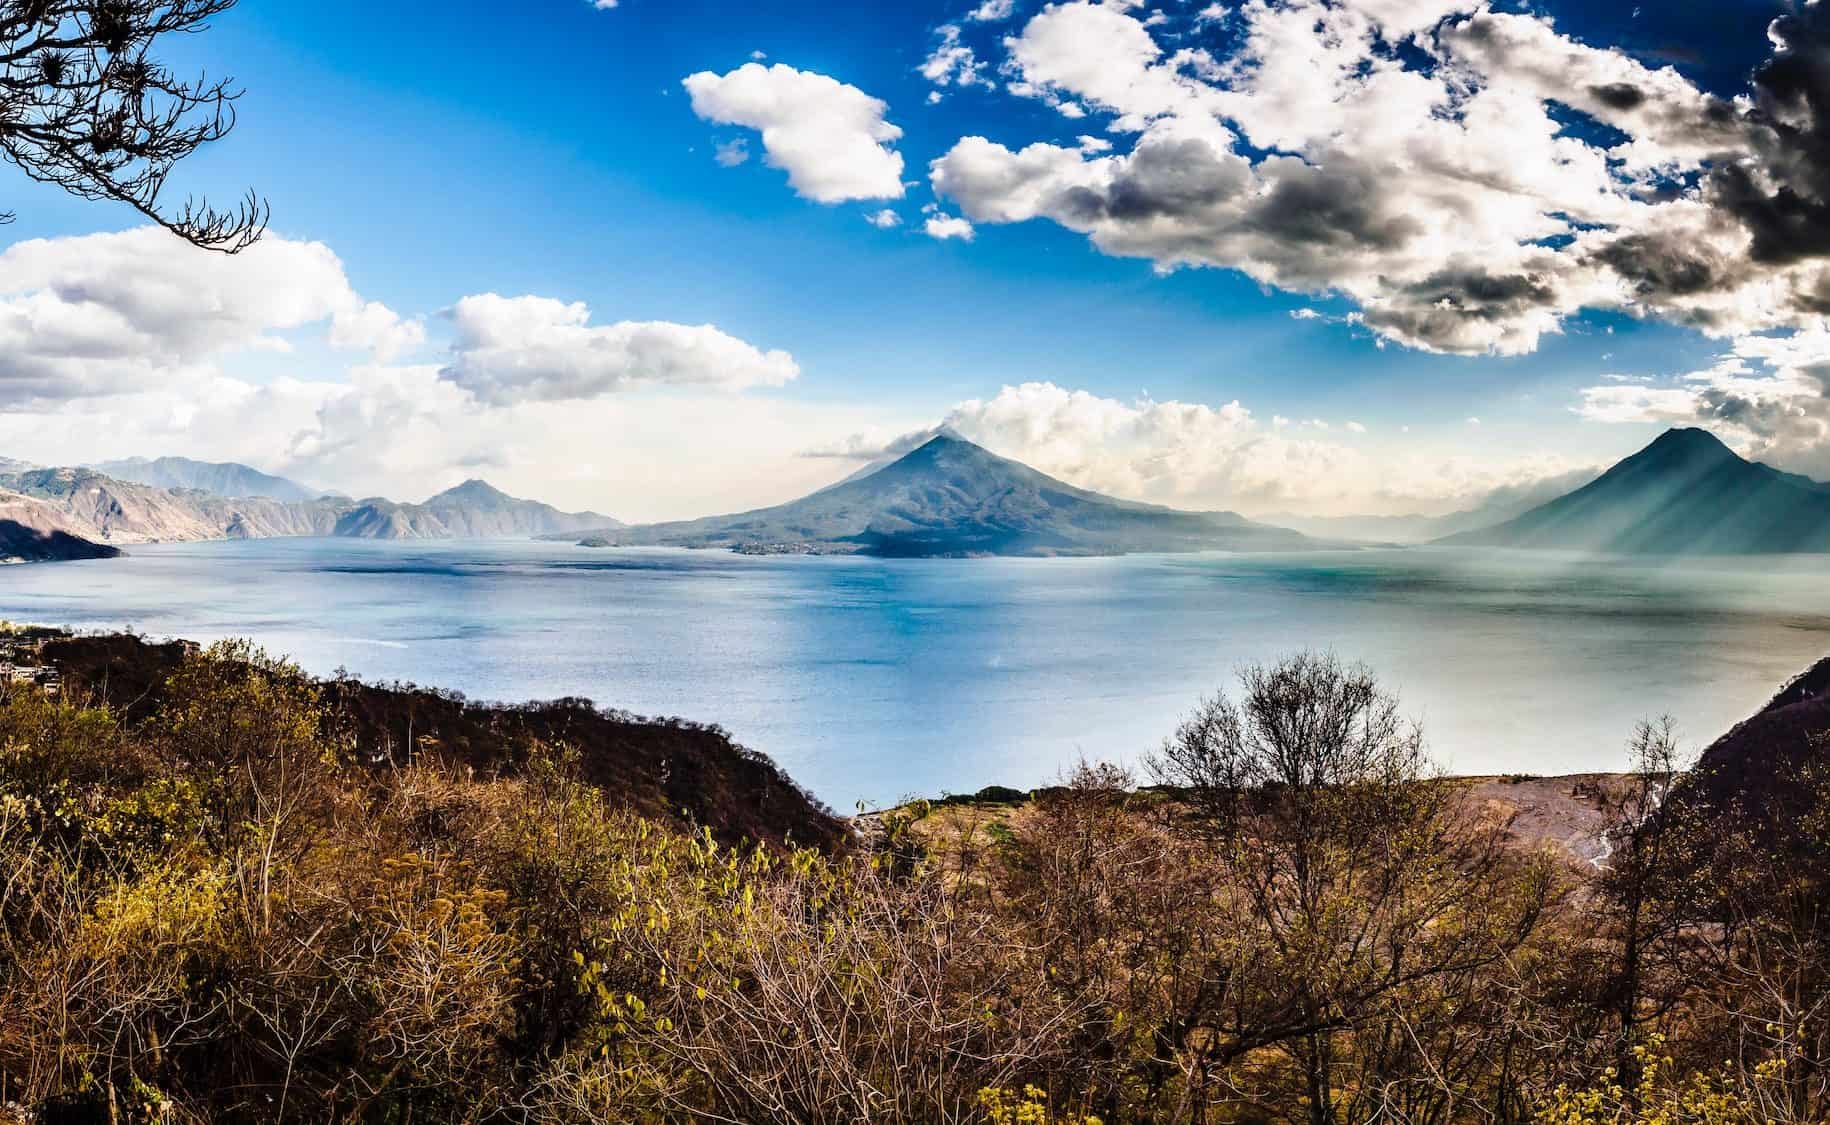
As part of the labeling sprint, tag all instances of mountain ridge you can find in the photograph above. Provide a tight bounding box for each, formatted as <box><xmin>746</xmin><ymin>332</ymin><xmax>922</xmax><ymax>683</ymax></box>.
<box><xmin>0</xmin><ymin>463</ymin><xmax>619</xmax><ymax>553</ymax></box>
<box><xmin>89</xmin><ymin>456</ymin><xmax>328</xmax><ymax>503</ymax></box>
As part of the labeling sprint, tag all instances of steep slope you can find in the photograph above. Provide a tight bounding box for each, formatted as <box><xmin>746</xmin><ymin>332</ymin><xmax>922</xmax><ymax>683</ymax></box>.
<box><xmin>1439</xmin><ymin>428</ymin><xmax>1830</xmax><ymax>554</ymax></box>
<box><xmin>0</xmin><ymin>491</ymin><xmax>121</xmax><ymax>562</ymax></box>
<box><xmin>90</xmin><ymin>456</ymin><xmax>326</xmax><ymax>502</ymax></box>
<box><xmin>569</xmin><ymin>434</ymin><xmax>1319</xmax><ymax>558</ymax></box>
<box><xmin>1668</xmin><ymin>656</ymin><xmax>1830</xmax><ymax>848</ymax></box>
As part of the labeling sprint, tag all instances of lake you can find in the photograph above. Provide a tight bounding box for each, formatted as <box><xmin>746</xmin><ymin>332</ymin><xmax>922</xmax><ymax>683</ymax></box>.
<box><xmin>4</xmin><ymin>539</ymin><xmax>1828</xmax><ymax>808</ymax></box>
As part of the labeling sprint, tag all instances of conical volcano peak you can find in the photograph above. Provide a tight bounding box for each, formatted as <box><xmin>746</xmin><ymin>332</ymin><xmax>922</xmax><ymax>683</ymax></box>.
<box><xmin>431</xmin><ymin>479</ymin><xmax>512</xmax><ymax>504</ymax></box>
<box><xmin>1634</xmin><ymin>427</ymin><xmax>1739</xmax><ymax>466</ymax></box>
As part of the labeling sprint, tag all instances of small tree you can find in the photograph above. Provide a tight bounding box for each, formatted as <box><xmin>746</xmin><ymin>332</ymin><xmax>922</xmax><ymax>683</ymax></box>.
<box><xmin>1152</xmin><ymin>653</ymin><xmax>1550</xmax><ymax>1125</ymax></box>
<box><xmin>1597</xmin><ymin>718</ymin><xmax>1690</xmax><ymax>1090</ymax></box>
<box><xmin>0</xmin><ymin>0</ymin><xmax>265</xmax><ymax>248</ymax></box>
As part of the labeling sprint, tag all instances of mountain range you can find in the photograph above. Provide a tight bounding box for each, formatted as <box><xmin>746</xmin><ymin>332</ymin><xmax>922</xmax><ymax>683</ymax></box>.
<box><xmin>553</xmin><ymin>433</ymin><xmax>1322</xmax><ymax>557</ymax></box>
<box><xmin>1439</xmin><ymin>428</ymin><xmax>1830</xmax><ymax>554</ymax></box>
<box><xmin>8</xmin><ymin>427</ymin><xmax>1830</xmax><ymax>565</ymax></box>
<box><xmin>0</xmin><ymin>463</ymin><xmax>617</xmax><ymax>562</ymax></box>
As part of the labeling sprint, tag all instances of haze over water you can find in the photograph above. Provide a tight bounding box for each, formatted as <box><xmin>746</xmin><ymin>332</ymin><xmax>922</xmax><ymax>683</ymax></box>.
<box><xmin>6</xmin><ymin>539</ymin><xmax>1828</xmax><ymax>807</ymax></box>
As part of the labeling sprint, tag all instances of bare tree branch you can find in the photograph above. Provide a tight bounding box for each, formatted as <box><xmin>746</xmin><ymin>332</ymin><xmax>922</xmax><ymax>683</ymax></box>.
<box><xmin>0</xmin><ymin>0</ymin><xmax>265</xmax><ymax>250</ymax></box>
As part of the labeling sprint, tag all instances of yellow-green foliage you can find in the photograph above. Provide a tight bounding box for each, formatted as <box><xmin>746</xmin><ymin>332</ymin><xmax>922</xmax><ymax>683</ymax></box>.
<box><xmin>979</xmin><ymin>1085</ymin><xmax>1106</xmax><ymax>1125</ymax></box>
<box><xmin>1536</xmin><ymin>1037</ymin><xmax>1793</xmax><ymax>1125</ymax></box>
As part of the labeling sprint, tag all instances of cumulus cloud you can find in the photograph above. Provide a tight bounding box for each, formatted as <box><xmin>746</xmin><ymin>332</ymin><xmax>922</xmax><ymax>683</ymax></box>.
<box><xmin>682</xmin><ymin>63</ymin><xmax>905</xmax><ymax>202</ymax></box>
<box><xmin>968</xmin><ymin>0</ymin><xmax>1015</xmax><ymax>21</ymax></box>
<box><xmin>923</xmin><ymin>214</ymin><xmax>975</xmax><ymax>241</ymax></box>
<box><xmin>0</xmin><ymin>228</ymin><xmax>420</xmax><ymax>403</ymax></box>
<box><xmin>920</xmin><ymin>0</ymin><xmax>1830</xmax><ymax>361</ymax></box>
<box><xmin>437</xmin><ymin>294</ymin><xmax>799</xmax><ymax>406</ymax></box>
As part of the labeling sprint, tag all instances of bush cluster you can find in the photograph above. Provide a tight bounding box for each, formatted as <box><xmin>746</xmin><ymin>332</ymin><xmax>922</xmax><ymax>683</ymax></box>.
<box><xmin>0</xmin><ymin>645</ymin><xmax>1824</xmax><ymax>1123</ymax></box>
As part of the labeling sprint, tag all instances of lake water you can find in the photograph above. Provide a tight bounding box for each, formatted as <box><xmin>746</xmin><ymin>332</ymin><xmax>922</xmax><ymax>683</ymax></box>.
<box><xmin>3</xmin><ymin>539</ymin><xmax>1828</xmax><ymax>808</ymax></box>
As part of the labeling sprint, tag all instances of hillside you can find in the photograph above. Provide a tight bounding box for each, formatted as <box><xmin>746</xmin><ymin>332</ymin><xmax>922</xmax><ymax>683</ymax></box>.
<box><xmin>565</xmin><ymin>433</ymin><xmax>1319</xmax><ymax>558</ymax></box>
<box><xmin>1439</xmin><ymin>428</ymin><xmax>1830</xmax><ymax>553</ymax></box>
<box><xmin>1680</xmin><ymin>653</ymin><xmax>1830</xmax><ymax>830</ymax></box>
<box><xmin>37</xmin><ymin>631</ymin><xmax>841</xmax><ymax>848</ymax></box>
<box><xmin>0</xmin><ymin>491</ymin><xmax>121</xmax><ymax>562</ymax></box>
<box><xmin>90</xmin><ymin>456</ymin><xmax>326</xmax><ymax>502</ymax></box>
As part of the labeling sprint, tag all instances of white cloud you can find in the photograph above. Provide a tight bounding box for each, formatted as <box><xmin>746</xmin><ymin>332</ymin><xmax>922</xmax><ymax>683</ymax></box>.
<box><xmin>714</xmin><ymin>138</ymin><xmax>750</xmax><ymax>167</ymax></box>
<box><xmin>682</xmin><ymin>63</ymin><xmax>905</xmax><ymax>203</ymax></box>
<box><xmin>924</xmin><ymin>214</ymin><xmax>976</xmax><ymax>241</ymax></box>
<box><xmin>921</xmin><ymin>25</ymin><xmax>993</xmax><ymax>91</ymax></box>
<box><xmin>921</xmin><ymin>0</ymin><xmax>1830</xmax><ymax>358</ymax></box>
<box><xmin>865</xmin><ymin>208</ymin><xmax>903</xmax><ymax>229</ymax></box>
<box><xmin>968</xmin><ymin>0</ymin><xmax>1015</xmax><ymax>21</ymax></box>
<box><xmin>0</xmin><ymin>228</ymin><xmax>420</xmax><ymax>403</ymax></box>
<box><xmin>437</xmin><ymin>294</ymin><xmax>799</xmax><ymax>406</ymax></box>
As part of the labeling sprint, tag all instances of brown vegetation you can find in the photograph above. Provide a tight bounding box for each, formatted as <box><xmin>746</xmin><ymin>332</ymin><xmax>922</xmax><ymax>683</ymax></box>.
<box><xmin>0</xmin><ymin>643</ymin><xmax>1824</xmax><ymax>1123</ymax></box>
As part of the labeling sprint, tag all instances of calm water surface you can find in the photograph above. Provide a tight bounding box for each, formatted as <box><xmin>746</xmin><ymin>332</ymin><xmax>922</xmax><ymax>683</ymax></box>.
<box><xmin>4</xmin><ymin>539</ymin><xmax>1827</xmax><ymax>807</ymax></box>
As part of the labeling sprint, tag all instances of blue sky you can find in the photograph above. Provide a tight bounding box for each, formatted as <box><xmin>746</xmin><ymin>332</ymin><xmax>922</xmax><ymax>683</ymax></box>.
<box><xmin>0</xmin><ymin>0</ymin><xmax>1823</xmax><ymax>520</ymax></box>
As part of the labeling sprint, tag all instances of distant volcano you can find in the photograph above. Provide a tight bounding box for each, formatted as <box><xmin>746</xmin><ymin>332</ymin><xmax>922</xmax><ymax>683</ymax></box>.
<box><xmin>1439</xmin><ymin>428</ymin><xmax>1830</xmax><ymax>554</ymax></box>
<box><xmin>563</xmin><ymin>433</ymin><xmax>1322</xmax><ymax>558</ymax></box>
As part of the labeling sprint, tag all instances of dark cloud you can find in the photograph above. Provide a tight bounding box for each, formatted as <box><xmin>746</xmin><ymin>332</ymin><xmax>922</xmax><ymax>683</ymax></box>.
<box><xmin>1589</xmin><ymin>82</ymin><xmax>1647</xmax><ymax>111</ymax></box>
<box><xmin>1360</xmin><ymin>268</ymin><xmax>1562</xmax><ymax>352</ymax></box>
<box><xmin>1243</xmin><ymin>162</ymin><xmax>1423</xmax><ymax>251</ymax></box>
<box><xmin>1706</xmin><ymin>4</ymin><xmax>1830</xmax><ymax>265</ymax></box>
<box><xmin>1100</xmin><ymin>135</ymin><xmax>1252</xmax><ymax>221</ymax></box>
<box><xmin>1394</xmin><ymin>269</ymin><xmax>1558</xmax><ymax>316</ymax></box>
<box><xmin>1589</xmin><ymin>233</ymin><xmax>1745</xmax><ymax>299</ymax></box>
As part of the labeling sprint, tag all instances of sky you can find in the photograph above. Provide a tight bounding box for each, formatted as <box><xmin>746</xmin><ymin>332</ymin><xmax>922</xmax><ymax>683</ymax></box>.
<box><xmin>0</xmin><ymin>0</ymin><xmax>1826</xmax><ymax>522</ymax></box>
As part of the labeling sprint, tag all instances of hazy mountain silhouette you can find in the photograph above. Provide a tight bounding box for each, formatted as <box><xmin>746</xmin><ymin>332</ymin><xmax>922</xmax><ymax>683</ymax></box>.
<box><xmin>1439</xmin><ymin>428</ymin><xmax>1830</xmax><ymax>554</ymax></box>
<box><xmin>335</xmin><ymin>480</ymin><xmax>620</xmax><ymax>540</ymax></box>
<box><xmin>567</xmin><ymin>433</ymin><xmax>1320</xmax><ymax>558</ymax></box>
<box><xmin>90</xmin><ymin>456</ymin><xmax>327</xmax><ymax>502</ymax></box>
<box><xmin>1268</xmin><ymin>467</ymin><xmax>1602</xmax><ymax>544</ymax></box>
